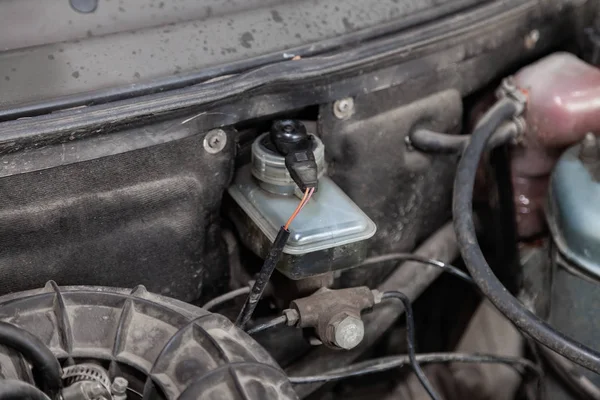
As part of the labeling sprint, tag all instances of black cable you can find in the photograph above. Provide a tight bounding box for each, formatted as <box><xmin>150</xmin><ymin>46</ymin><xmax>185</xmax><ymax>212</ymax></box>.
<box><xmin>289</xmin><ymin>352</ymin><xmax>541</xmax><ymax>384</ymax></box>
<box><xmin>236</xmin><ymin>226</ymin><xmax>290</xmax><ymax>329</ymax></box>
<box><xmin>247</xmin><ymin>315</ymin><xmax>288</xmax><ymax>335</ymax></box>
<box><xmin>353</xmin><ymin>253</ymin><xmax>473</xmax><ymax>285</ymax></box>
<box><xmin>0</xmin><ymin>380</ymin><xmax>50</xmax><ymax>400</ymax></box>
<box><xmin>453</xmin><ymin>97</ymin><xmax>600</xmax><ymax>374</ymax></box>
<box><xmin>0</xmin><ymin>322</ymin><xmax>62</xmax><ymax>398</ymax></box>
<box><xmin>381</xmin><ymin>290</ymin><xmax>442</xmax><ymax>400</ymax></box>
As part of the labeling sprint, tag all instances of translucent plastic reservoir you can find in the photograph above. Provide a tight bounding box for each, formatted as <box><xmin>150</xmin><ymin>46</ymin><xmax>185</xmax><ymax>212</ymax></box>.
<box><xmin>228</xmin><ymin>164</ymin><xmax>376</xmax><ymax>279</ymax></box>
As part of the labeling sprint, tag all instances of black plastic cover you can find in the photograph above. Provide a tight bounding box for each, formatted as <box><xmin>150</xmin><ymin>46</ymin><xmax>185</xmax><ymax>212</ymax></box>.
<box><xmin>0</xmin><ymin>132</ymin><xmax>234</xmax><ymax>302</ymax></box>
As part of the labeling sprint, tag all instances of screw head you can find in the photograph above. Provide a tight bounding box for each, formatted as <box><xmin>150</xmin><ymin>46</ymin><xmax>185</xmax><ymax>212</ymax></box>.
<box><xmin>333</xmin><ymin>98</ymin><xmax>355</xmax><ymax>120</ymax></box>
<box><xmin>203</xmin><ymin>129</ymin><xmax>228</xmax><ymax>154</ymax></box>
<box><xmin>329</xmin><ymin>313</ymin><xmax>364</xmax><ymax>350</ymax></box>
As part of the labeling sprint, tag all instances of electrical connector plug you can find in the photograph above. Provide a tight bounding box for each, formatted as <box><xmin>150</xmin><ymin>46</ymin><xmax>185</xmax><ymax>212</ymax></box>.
<box><xmin>270</xmin><ymin>119</ymin><xmax>318</xmax><ymax>192</ymax></box>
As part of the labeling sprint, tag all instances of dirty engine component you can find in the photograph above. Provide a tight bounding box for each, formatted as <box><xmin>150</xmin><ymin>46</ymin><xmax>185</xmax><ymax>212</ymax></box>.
<box><xmin>0</xmin><ymin>283</ymin><xmax>297</xmax><ymax>400</ymax></box>
<box><xmin>0</xmin><ymin>1</ymin><xmax>597</xmax><ymax>400</ymax></box>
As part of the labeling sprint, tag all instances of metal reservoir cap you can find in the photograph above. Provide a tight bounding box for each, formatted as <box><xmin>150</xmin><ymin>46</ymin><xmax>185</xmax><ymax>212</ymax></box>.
<box><xmin>251</xmin><ymin>132</ymin><xmax>326</xmax><ymax>195</ymax></box>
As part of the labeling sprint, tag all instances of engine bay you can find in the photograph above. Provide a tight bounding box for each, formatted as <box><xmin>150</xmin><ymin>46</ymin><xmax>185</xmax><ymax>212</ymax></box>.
<box><xmin>0</xmin><ymin>0</ymin><xmax>599</xmax><ymax>399</ymax></box>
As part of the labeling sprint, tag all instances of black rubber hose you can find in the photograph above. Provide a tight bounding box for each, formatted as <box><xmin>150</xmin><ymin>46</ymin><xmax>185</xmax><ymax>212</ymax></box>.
<box><xmin>409</xmin><ymin>122</ymin><xmax>518</xmax><ymax>154</ymax></box>
<box><xmin>0</xmin><ymin>380</ymin><xmax>50</xmax><ymax>400</ymax></box>
<box><xmin>236</xmin><ymin>227</ymin><xmax>291</xmax><ymax>329</ymax></box>
<box><xmin>409</xmin><ymin>128</ymin><xmax>469</xmax><ymax>153</ymax></box>
<box><xmin>453</xmin><ymin>98</ymin><xmax>600</xmax><ymax>374</ymax></box>
<box><xmin>0</xmin><ymin>322</ymin><xmax>62</xmax><ymax>397</ymax></box>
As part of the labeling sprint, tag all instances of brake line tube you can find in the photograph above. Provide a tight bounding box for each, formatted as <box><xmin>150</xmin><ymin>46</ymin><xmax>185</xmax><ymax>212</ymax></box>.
<box><xmin>452</xmin><ymin>98</ymin><xmax>600</xmax><ymax>373</ymax></box>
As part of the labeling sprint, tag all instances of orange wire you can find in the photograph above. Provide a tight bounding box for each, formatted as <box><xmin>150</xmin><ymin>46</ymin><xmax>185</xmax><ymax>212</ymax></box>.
<box><xmin>299</xmin><ymin>187</ymin><xmax>315</xmax><ymax>213</ymax></box>
<box><xmin>284</xmin><ymin>188</ymin><xmax>313</xmax><ymax>230</ymax></box>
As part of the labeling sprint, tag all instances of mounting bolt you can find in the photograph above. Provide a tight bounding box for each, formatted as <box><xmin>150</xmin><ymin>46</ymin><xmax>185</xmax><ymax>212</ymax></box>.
<box><xmin>203</xmin><ymin>129</ymin><xmax>228</xmax><ymax>154</ymax></box>
<box><xmin>333</xmin><ymin>98</ymin><xmax>355</xmax><ymax>120</ymax></box>
<box><xmin>111</xmin><ymin>377</ymin><xmax>128</xmax><ymax>394</ymax></box>
<box><xmin>326</xmin><ymin>313</ymin><xmax>364</xmax><ymax>350</ymax></box>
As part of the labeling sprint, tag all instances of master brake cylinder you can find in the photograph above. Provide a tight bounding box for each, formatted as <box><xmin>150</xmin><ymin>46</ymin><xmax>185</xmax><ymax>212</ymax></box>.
<box><xmin>228</xmin><ymin>120</ymin><xmax>376</xmax><ymax>279</ymax></box>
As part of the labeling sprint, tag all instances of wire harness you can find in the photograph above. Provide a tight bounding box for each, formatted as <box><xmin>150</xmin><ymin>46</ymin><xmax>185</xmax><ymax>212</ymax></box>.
<box><xmin>236</xmin><ymin>188</ymin><xmax>314</xmax><ymax>329</ymax></box>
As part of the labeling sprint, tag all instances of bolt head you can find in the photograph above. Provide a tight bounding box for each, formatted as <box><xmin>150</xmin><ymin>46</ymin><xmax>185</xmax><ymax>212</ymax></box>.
<box><xmin>333</xmin><ymin>98</ymin><xmax>355</xmax><ymax>120</ymax></box>
<box><xmin>203</xmin><ymin>129</ymin><xmax>228</xmax><ymax>154</ymax></box>
<box><xmin>330</xmin><ymin>314</ymin><xmax>364</xmax><ymax>350</ymax></box>
<box><xmin>111</xmin><ymin>377</ymin><xmax>129</xmax><ymax>394</ymax></box>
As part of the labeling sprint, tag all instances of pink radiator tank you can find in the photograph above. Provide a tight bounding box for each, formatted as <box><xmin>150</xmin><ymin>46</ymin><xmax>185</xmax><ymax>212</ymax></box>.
<box><xmin>512</xmin><ymin>53</ymin><xmax>600</xmax><ymax>238</ymax></box>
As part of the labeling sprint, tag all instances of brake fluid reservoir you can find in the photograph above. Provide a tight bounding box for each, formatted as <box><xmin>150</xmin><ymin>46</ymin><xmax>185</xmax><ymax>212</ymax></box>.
<box><xmin>228</xmin><ymin>131</ymin><xmax>376</xmax><ymax>280</ymax></box>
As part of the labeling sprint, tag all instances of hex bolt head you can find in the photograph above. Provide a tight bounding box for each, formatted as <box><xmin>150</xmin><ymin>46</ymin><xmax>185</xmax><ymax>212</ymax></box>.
<box><xmin>203</xmin><ymin>129</ymin><xmax>228</xmax><ymax>154</ymax></box>
<box><xmin>333</xmin><ymin>98</ymin><xmax>355</xmax><ymax>120</ymax></box>
<box><xmin>327</xmin><ymin>313</ymin><xmax>364</xmax><ymax>350</ymax></box>
<box><xmin>283</xmin><ymin>309</ymin><xmax>300</xmax><ymax>326</ymax></box>
<box><xmin>111</xmin><ymin>377</ymin><xmax>129</xmax><ymax>395</ymax></box>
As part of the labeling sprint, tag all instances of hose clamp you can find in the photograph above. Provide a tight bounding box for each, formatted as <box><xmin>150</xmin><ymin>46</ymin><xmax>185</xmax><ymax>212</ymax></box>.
<box><xmin>496</xmin><ymin>77</ymin><xmax>527</xmax><ymax>115</ymax></box>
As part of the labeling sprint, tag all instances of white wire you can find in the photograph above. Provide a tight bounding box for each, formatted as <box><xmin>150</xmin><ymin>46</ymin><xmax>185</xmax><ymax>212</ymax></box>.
<box><xmin>203</xmin><ymin>287</ymin><xmax>250</xmax><ymax>311</ymax></box>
